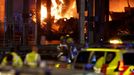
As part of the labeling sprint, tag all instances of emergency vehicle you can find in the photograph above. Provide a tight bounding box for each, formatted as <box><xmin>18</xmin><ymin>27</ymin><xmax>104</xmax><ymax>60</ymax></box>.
<box><xmin>101</xmin><ymin>49</ymin><xmax>134</xmax><ymax>75</ymax></box>
<box><xmin>73</xmin><ymin>48</ymin><xmax>134</xmax><ymax>75</ymax></box>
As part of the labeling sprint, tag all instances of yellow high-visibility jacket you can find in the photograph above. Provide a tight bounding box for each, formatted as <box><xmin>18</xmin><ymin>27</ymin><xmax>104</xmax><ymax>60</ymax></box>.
<box><xmin>94</xmin><ymin>56</ymin><xmax>105</xmax><ymax>73</ymax></box>
<box><xmin>1</xmin><ymin>52</ymin><xmax>23</xmax><ymax>67</ymax></box>
<box><xmin>24</xmin><ymin>51</ymin><xmax>41</xmax><ymax>68</ymax></box>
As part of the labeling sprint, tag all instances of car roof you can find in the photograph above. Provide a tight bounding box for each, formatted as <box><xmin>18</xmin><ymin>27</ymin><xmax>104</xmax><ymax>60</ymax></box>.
<box><xmin>82</xmin><ymin>48</ymin><xmax>125</xmax><ymax>52</ymax></box>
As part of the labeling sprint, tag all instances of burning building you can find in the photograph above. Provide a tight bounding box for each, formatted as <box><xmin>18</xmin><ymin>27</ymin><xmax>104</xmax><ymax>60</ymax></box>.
<box><xmin>0</xmin><ymin>0</ymin><xmax>134</xmax><ymax>46</ymax></box>
<box><xmin>108</xmin><ymin>0</ymin><xmax>134</xmax><ymax>37</ymax></box>
<box><xmin>34</xmin><ymin>0</ymin><xmax>79</xmax><ymax>40</ymax></box>
<box><xmin>39</xmin><ymin>0</ymin><xmax>78</xmax><ymax>30</ymax></box>
<box><xmin>110</xmin><ymin>0</ymin><xmax>134</xmax><ymax>12</ymax></box>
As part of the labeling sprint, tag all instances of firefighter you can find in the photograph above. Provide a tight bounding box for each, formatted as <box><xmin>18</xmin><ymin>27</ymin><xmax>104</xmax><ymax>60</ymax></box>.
<box><xmin>66</xmin><ymin>36</ymin><xmax>78</xmax><ymax>63</ymax></box>
<box><xmin>1</xmin><ymin>47</ymin><xmax>23</xmax><ymax>67</ymax></box>
<box><xmin>57</xmin><ymin>36</ymin><xmax>69</xmax><ymax>62</ymax></box>
<box><xmin>24</xmin><ymin>46</ymin><xmax>41</xmax><ymax>68</ymax></box>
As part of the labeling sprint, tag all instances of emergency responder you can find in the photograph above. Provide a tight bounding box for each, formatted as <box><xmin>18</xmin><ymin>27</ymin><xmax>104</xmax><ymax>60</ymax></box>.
<box><xmin>57</xmin><ymin>36</ymin><xmax>68</xmax><ymax>62</ymax></box>
<box><xmin>24</xmin><ymin>46</ymin><xmax>41</xmax><ymax>68</ymax></box>
<box><xmin>60</xmin><ymin>36</ymin><xmax>66</xmax><ymax>42</ymax></box>
<box><xmin>93</xmin><ymin>56</ymin><xmax>105</xmax><ymax>73</ymax></box>
<box><xmin>66</xmin><ymin>36</ymin><xmax>78</xmax><ymax>63</ymax></box>
<box><xmin>1</xmin><ymin>47</ymin><xmax>23</xmax><ymax>67</ymax></box>
<box><xmin>57</xmin><ymin>38</ymin><xmax>68</xmax><ymax>52</ymax></box>
<box><xmin>3</xmin><ymin>53</ymin><xmax>13</xmax><ymax>66</ymax></box>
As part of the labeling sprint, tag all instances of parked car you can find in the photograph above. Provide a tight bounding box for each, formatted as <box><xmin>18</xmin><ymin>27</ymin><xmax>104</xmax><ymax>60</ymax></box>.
<box><xmin>73</xmin><ymin>47</ymin><xmax>134</xmax><ymax>75</ymax></box>
<box><xmin>73</xmin><ymin>48</ymin><xmax>122</xmax><ymax>72</ymax></box>
<box><xmin>73</xmin><ymin>48</ymin><xmax>134</xmax><ymax>75</ymax></box>
<box><xmin>101</xmin><ymin>49</ymin><xmax>134</xmax><ymax>75</ymax></box>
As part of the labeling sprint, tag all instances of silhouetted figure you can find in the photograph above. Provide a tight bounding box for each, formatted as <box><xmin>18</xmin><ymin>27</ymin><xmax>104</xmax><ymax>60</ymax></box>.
<box><xmin>1</xmin><ymin>47</ymin><xmax>23</xmax><ymax>67</ymax></box>
<box><xmin>4</xmin><ymin>53</ymin><xmax>13</xmax><ymax>66</ymax></box>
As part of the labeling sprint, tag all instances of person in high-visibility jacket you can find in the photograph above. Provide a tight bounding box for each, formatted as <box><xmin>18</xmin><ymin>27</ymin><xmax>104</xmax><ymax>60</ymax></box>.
<box><xmin>24</xmin><ymin>46</ymin><xmax>41</xmax><ymax>68</ymax></box>
<box><xmin>1</xmin><ymin>47</ymin><xmax>23</xmax><ymax>67</ymax></box>
<box><xmin>93</xmin><ymin>56</ymin><xmax>105</xmax><ymax>73</ymax></box>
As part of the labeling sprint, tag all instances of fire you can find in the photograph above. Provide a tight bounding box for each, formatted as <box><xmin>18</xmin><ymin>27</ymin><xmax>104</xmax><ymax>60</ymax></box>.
<box><xmin>40</xmin><ymin>0</ymin><xmax>78</xmax><ymax>32</ymax></box>
<box><xmin>41</xmin><ymin>5</ymin><xmax>47</xmax><ymax>21</ymax></box>
<box><xmin>110</xmin><ymin>0</ymin><xmax>134</xmax><ymax>12</ymax></box>
<box><xmin>109</xmin><ymin>0</ymin><xmax>134</xmax><ymax>21</ymax></box>
<box><xmin>51</xmin><ymin>0</ymin><xmax>64</xmax><ymax>20</ymax></box>
<box><xmin>39</xmin><ymin>0</ymin><xmax>134</xmax><ymax>24</ymax></box>
<box><xmin>40</xmin><ymin>0</ymin><xmax>78</xmax><ymax>21</ymax></box>
<box><xmin>0</xmin><ymin>0</ymin><xmax>5</xmax><ymax>22</ymax></box>
<box><xmin>63</xmin><ymin>1</ymin><xmax>77</xmax><ymax>19</ymax></box>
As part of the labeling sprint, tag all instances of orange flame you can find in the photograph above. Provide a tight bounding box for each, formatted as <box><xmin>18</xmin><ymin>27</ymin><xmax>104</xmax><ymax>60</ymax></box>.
<box><xmin>63</xmin><ymin>1</ymin><xmax>78</xmax><ymax>19</ymax></box>
<box><xmin>51</xmin><ymin>0</ymin><xmax>64</xmax><ymax>20</ymax></box>
<box><xmin>41</xmin><ymin>5</ymin><xmax>47</xmax><ymax>21</ymax></box>
<box><xmin>0</xmin><ymin>0</ymin><xmax>5</xmax><ymax>22</ymax></box>
<box><xmin>40</xmin><ymin>0</ymin><xmax>78</xmax><ymax>21</ymax></box>
<box><xmin>40</xmin><ymin>0</ymin><xmax>78</xmax><ymax>31</ymax></box>
<box><xmin>109</xmin><ymin>0</ymin><xmax>134</xmax><ymax>21</ymax></box>
<box><xmin>110</xmin><ymin>0</ymin><xmax>134</xmax><ymax>12</ymax></box>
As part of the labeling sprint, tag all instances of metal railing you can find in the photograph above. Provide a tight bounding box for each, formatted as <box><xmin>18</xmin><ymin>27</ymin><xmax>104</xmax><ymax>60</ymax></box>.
<box><xmin>0</xmin><ymin>22</ymin><xmax>36</xmax><ymax>47</ymax></box>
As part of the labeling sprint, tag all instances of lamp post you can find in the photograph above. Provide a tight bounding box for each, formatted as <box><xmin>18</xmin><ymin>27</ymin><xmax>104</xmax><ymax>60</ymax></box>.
<box><xmin>35</xmin><ymin>0</ymin><xmax>41</xmax><ymax>45</ymax></box>
<box><xmin>79</xmin><ymin>0</ymin><xmax>85</xmax><ymax>45</ymax></box>
<box><xmin>86</xmin><ymin>0</ymin><xmax>94</xmax><ymax>45</ymax></box>
<box><xmin>5</xmin><ymin>0</ymin><xmax>13</xmax><ymax>47</ymax></box>
<box><xmin>22</xmin><ymin>0</ymin><xmax>29</xmax><ymax>46</ymax></box>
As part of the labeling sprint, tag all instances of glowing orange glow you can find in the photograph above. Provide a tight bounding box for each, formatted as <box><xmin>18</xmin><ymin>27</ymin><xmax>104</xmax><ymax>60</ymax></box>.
<box><xmin>0</xmin><ymin>0</ymin><xmax>5</xmax><ymax>22</ymax></box>
<box><xmin>63</xmin><ymin>1</ymin><xmax>78</xmax><ymax>19</ymax></box>
<box><xmin>109</xmin><ymin>0</ymin><xmax>134</xmax><ymax>21</ymax></box>
<box><xmin>41</xmin><ymin>5</ymin><xmax>47</xmax><ymax>21</ymax></box>
<box><xmin>40</xmin><ymin>0</ymin><xmax>78</xmax><ymax>21</ymax></box>
<box><xmin>51</xmin><ymin>0</ymin><xmax>64</xmax><ymax>20</ymax></box>
<box><xmin>110</xmin><ymin>0</ymin><xmax>134</xmax><ymax>12</ymax></box>
<box><xmin>39</xmin><ymin>0</ymin><xmax>78</xmax><ymax>31</ymax></box>
<box><xmin>51</xmin><ymin>24</ymin><xmax>60</xmax><ymax>32</ymax></box>
<box><xmin>39</xmin><ymin>0</ymin><xmax>134</xmax><ymax>23</ymax></box>
<box><xmin>109</xmin><ymin>15</ymin><xmax>112</xmax><ymax>21</ymax></box>
<box><xmin>0</xmin><ymin>0</ymin><xmax>5</xmax><ymax>33</ymax></box>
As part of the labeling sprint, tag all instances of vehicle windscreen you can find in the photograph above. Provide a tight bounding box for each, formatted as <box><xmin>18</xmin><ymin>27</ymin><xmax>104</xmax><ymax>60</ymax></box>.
<box><xmin>123</xmin><ymin>53</ymin><xmax>134</xmax><ymax>65</ymax></box>
<box><xmin>105</xmin><ymin>52</ymin><xmax>116</xmax><ymax>64</ymax></box>
<box><xmin>75</xmin><ymin>51</ymin><xmax>90</xmax><ymax>64</ymax></box>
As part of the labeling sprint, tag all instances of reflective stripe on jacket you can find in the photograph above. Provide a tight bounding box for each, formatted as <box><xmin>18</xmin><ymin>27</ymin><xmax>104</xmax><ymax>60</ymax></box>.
<box><xmin>1</xmin><ymin>52</ymin><xmax>23</xmax><ymax>67</ymax></box>
<box><xmin>24</xmin><ymin>52</ymin><xmax>41</xmax><ymax>68</ymax></box>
